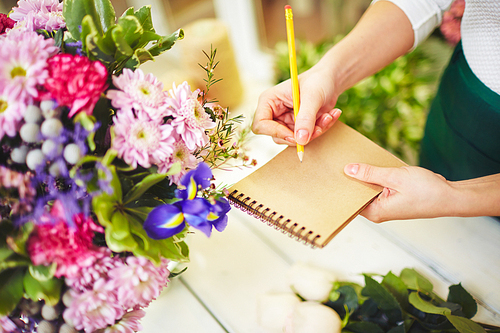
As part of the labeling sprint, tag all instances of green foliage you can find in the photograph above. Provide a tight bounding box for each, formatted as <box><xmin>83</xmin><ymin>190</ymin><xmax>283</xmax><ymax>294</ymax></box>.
<box><xmin>274</xmin><ymin>37</ymin><xmax>453</xmax><ymax>164</ymax></box>
<box><xmin>63</xmin><ymin>0</ymin><xmax>184</xmax><ymax>74</ymax></box>
<box><xmin>323</xmin><ymin>268</ymin><xmax>495</xmax><ymax>333</ymax></box>
<box><xmin>92</xmin><ymin>158</ymin><xmax>189</xmax><ymax>265</ymax></box>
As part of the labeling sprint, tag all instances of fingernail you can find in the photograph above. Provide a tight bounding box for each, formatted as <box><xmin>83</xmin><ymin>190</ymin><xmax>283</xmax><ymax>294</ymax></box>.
<box><xmin>345</xmin><ymin>163</ymin><xmax>359</xmax><ymax>176</ymax></box>
<box><xmin>320</xmin><ymin>114</ymin><xmax>333</xmax><ymax>127</ymax></box>
<box><xmin>332</xmin><ymin>109</ymin><xmax>342</xmax><ymax>118</ymax></box>
<box><xmin>285</xmin><ymin>136</ymin><xmax>296</xmax><ymax>144</ymax></box>
<box><xmin>296</xmin><ymin>129</ymin><xmax>309</xmax><ymax>144</ymax></box>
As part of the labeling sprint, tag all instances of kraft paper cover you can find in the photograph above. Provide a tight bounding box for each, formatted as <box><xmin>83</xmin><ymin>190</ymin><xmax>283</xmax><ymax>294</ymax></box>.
<box><xmin>228</xmin><ymin>121</ymin><xmax>406</xmax><ymax>248</ymax></box>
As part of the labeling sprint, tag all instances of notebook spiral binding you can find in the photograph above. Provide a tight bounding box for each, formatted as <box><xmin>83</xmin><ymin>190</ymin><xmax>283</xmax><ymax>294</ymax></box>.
<box><xmin>228</xmin><ymin>190</ymin><xmax>321</xmax><ymax>248</ymax></box>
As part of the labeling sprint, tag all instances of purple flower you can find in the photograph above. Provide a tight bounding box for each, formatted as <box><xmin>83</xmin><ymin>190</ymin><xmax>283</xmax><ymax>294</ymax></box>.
<box><xmin>143</xmin><ymin>202</ymin><xmax>186</xmax><ymax>239</ymax></box>
<box><xmin>144</xmin><ymin>162</ymin><xmax>230</xmax><ymax>239</ymax></box>
<box><xmin>156</xmin><ymin>134</ymin><xmax>199</xmax><ymax>185</ymax></box>
<box><xmin>10</xmin><ymin>0</ymin><xmax>65</xmax><ymax>32</ymax></box>
<box><xmin>175</xmin><ymin>162</ymin><xmax>212</xmax><ymax>200</ymax></box>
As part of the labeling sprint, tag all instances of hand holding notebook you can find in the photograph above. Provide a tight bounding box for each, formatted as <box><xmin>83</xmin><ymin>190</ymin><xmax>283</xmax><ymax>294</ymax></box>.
<box><xmin>228</xmin><ymin>121</ymin><xmax>406</xmax><ymax>248</ymax></box>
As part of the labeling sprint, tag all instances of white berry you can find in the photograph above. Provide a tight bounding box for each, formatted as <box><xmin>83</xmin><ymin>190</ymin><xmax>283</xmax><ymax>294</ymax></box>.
<box><xmin>41</xmin><ymin>118</ymin><xmax>63</xmax><ymax>138</ymax></box>
<box><xmin>40</xmin><ymin>100</ymin><xmax>56</xmax><ymax>113</ymax></box>
<box><xmin>41</xmin><ymin>304</ymin><xmax>59</xmax><ymax>321</ymax></box>
<box><xmin>11</xmin><ymin>146</ymin><xmax>29</xmax><ymax>163</ymax></box>
<box><xmin>26</xmin><ymin>149</ymin><xmax>44</xmax><ymax>170</ymax></box>
<box><xmin>63</xmin><ymin>143</ymin><xmax>81</xmax><ymax>165</ymax></box>
<box><xmin>42</xmin><ymin>139</ymin><xmax>63</xmax><ymax>158</ymax></box>
<box><xmin>24</xmin><ymin>105</ymin><xmax>42</xmax><ymax>123</ymax></box>
<box><xmin>20</xmin><ymin>123</ymin><xmax>41</xmax><ymax>143</ymax></box>
<box><xmin>48</xmin><ymin>162</ymin><xmax>61</xmax><ymax>177</ymax></box>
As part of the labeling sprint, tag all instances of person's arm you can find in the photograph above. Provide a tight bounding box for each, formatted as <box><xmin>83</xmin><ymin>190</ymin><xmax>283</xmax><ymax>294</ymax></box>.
<box><xmin>344</xmin><ymin>163</ymin><xmax>500</xmax><ymax>222</ymax></box>
<box><xmin>253</xmin><ymin>1</ymin><xmax>414</xmax><ymax>146</ymax></box>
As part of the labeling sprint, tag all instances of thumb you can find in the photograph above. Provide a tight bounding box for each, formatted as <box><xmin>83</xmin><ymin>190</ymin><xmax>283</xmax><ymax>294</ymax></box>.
<box><xmin>294</xmin><ymin>92</ymin><xmax>324</xmax><ymax>145</ymax></box>
<box><xmin>344</xmin><ymin>163</ymin><xmax>397</xmax><ymax>188</ymax></box>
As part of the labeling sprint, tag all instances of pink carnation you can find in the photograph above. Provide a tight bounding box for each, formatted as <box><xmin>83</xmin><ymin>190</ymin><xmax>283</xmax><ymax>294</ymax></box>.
<box><xmin>440</xmin><ymin>0</ymin><xmax>464</xmax><ymax>45</ymax></box>
<box><xmin>0</xmin><ymin>14</ymin><xmax>15</xmax><ymax>34</ymax></box>
<box><xmin>112</xmin><ymin>108</ymin><xmax>175</xmax><ymax>169</ymax></box>
<box><xmin>9</xmin><ymin>0</ymin><xmax>65</xmax><ymax>32</ymax></box>
<box><xmin>107</xmin><ymin>256</ymin><xmax>170</xmax><ymax>309</ymax></box>
<box><xmin>166</xmin><ymin>82</ymin><xmax>215</xmax><ymax>150</ymax></box>
<box><xmin>43</xmin><ymin>53</ymin><xmax>108</xmax><ymax>117</ymax></box>
<box><xmin>63</xmin><ymin>278</ymin><xmax>125</xmax><ymax>333</ymax></box>
<box><xmin>106</xmin><ymin>68</ymin><xmax>169</xmax><ymax>120</ymax></box>
<box><xmin>27</xmin><ymin>200</ymin><xmax>105</xmax><ymax>278</ymax></box>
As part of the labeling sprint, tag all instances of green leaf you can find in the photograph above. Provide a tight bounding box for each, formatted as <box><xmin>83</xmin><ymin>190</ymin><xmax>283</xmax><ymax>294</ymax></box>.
<box><xmin>345</xmin><ymin>322</ymin><xmax>384</xmax><ymax>333</ymax></box>
<box><xmin>111</xmin><ymin>25</ymin><xmax>134</xmax><ymax>57</ymax></box>
<box><xmin>446</xmin><ymin>314</ymin><xmax>486</xmax><ymax>333</ymax></box>
<box><xmin>105</xmin><ymin>226</ymin><xmax>137</xmax><ymax>253</ymax></box>
<box><xmin>362</xmin><ymin>275</ymin><xmax>403</xmax><ymax>323</ymax></box>
<box><xmin>28</xmin><ymin>264</ymin><xmax>56</xmax><ymax>281</ymax></box>
<box><xmin>126</xmin><ymin>5</ymin><xmax>154</xmax><ymax>33</ymax></box>
<box><xmin>382</xmin><ymin>271</ymin><xmax>409</xmax><ymax>310</ymax></box>
<box><xmin>400</xmin><ymin>268</ymin><xmax>434</xmax><ymax>295</ymax></box>
<box><xmin>63</xmin><ymin>0</ymin><xmax>87</xmax><ymax>39</ymax></box>
<box><xmin>92</xmin><ymin>0</ymin><xmax>116</xmax><ymax>33</ymax></box>
<box><xmin>148</xmin><ymin>29</ymin><xmax>184</xmax><ymax>57</ymax></box>
<box><xmin>447</xmin><ymin>284</ymin><xmax>477</xmax><ymax>319</ymax></box>
<box><xmin>408</xmin><ymin>291</ymin><xmax>451</xmax><ymax>315</ymax></box>
<box><xmin>23</xmin><ymin>270</ymin><xmax>63</xmax><ymax>306</ymax></box>
<box><xmin>123</xmin><ymin>172</ymin><xmax>169</xmax><ymax>205</ymax></box>
<box><xmin>0</xmin><ymin>269</ymin><xmax>25</xmax><ymax>316</ymax></box>
<box><xmin>116</xmin><ymin>16</ymin><xmax>142</xmax><ymax>47</ymax></box>
<box><xmin>110</xmin><ymin>211</ymin><xmax>131</xmax><ymax>240</ymax></box>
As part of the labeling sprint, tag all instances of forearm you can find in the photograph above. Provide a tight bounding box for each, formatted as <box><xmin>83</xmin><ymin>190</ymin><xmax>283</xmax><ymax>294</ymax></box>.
<box><xmin>449</xmin><ymin>174</ymin><xmax>500</xmax><ymax>217</ymax></box>
<box><xmin>315</xmin><ymin>1</ymin><xmax>414</xmax><ymax>94</ymax></box>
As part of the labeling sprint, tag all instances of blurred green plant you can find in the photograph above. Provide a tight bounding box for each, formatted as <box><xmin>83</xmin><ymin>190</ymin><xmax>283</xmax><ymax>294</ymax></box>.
<box><xmin>274</xmin><ymin>36</ymin><xmax>453</xmax><ymax>165</ymax></box>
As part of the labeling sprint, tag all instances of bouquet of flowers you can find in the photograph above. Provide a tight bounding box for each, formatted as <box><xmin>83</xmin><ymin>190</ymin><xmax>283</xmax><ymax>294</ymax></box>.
<box><xmin>0</xmin><ymin>0</ymin><xmax>253</xmax><ymax>332</ymax></box>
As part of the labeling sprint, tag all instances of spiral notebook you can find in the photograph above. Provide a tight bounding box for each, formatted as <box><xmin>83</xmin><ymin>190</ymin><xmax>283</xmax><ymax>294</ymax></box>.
<box><xmin>228</xmin><ymin>121</ymin><xmax>406</xmax><ymax>248</ymax></box>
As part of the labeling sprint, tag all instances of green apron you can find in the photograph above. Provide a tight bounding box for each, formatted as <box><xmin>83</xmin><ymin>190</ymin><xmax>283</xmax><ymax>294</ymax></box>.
<box><xmin>420</xmin><ymin>41</ymin><xmax>500</xmax><ymax>181</ymax></box>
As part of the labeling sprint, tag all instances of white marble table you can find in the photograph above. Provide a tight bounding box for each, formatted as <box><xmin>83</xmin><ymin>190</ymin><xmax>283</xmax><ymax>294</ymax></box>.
<box><xmin>143</xmin><ymin>133</ymin><xmax>500</xmax><ymax>332</ymax></box>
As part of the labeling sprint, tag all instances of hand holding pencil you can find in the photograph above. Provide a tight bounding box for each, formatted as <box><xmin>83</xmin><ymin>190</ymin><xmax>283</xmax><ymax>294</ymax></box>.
<box><xmin>251</xmin><ymin>7</ymin><xmax>342</xmax><ymax>153</ymax></box>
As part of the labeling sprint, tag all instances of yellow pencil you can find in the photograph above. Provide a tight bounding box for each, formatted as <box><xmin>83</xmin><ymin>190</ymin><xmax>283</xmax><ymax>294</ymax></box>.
<box><xmin>285</xmin><ymin>5</ymin><xmax>304</xmax><ymax>162</ymax></box>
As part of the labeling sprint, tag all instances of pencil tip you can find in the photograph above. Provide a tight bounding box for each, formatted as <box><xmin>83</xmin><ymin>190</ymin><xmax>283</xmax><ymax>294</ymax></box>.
<box><xmin>297</xmin><ymin>151</ymin><xmax>303</xmax><ymax>163</ymax></box>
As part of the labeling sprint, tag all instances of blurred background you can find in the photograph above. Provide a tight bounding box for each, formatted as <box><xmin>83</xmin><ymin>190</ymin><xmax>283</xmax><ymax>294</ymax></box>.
<box><xmin>0</xmin><ymin>0</ymin><xmax>454</xmax><ymax>165</ymax></box>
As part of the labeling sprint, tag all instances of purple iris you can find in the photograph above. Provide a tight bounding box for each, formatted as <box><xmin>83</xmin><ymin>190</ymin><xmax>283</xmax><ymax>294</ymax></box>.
<box><xmin>143</xmin><ymin>163</ymin><xmax>231</xmax><ymax>239</ymax></box>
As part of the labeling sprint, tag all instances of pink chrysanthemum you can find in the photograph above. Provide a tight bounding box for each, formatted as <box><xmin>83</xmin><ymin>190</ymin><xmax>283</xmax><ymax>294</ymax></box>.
<box><xmin>440</xmin><ymin>0</ymin><xmax>465</xmax><ymax>45</ymax></box>
<box><xmin>106</xmin><ymin>68</ymin><xmax>169</xmax><ymax>120</ymax></box>
<box><xmin>112</xmin><ymin>109</ymin><xmax>175</xmax><ymax>169</ymax></box>
<box><xmin>0</xmin><ymin>86</ymin><xmax>26</xmax><ymax>140</ymax></box>
<box><xmin>43</xmin><ymin>53</ymin><xmax>108</xmax><ymax>117</ymax></box>
<box><xmin>0</xmin><ymin>315</ymin><xmax>16</xmax><ymax>333</ymax></box>
<box><xmin>9</xmin><ymin>0</ymin><xmax>65</xmax><ymax>32</ymax></box>
<box><xmin>65</xmin><ymin>248</ymin><xmax>124</xmax><ymax>292</ymax></box>
<box><xmin>0</xmin><ymin>14</ymin><xmax>15</xmax><ymax>34</ymax></box>
<box><xmin>63</xmin><ymin>278</ymin><xmax>125</xmax><ymax>333</ymax></box>
<box><xmin>157</xmin><ymin>134</ymin><xmax>200</xmax><ymax>185</ymax></box>
<box><xmin>107</xmin><ymin>256</ymin><xmax>170</xmax><ymax>309</ymax></box>
<box><xmin>0</xmin><ymin>29</ymin><xmax>58</xmax><ymax>101</ymax></box>
<box><xmin>27</xmin><ymin>201</ymin><xmax>105</xmax><ymax>278</ymax></box>
<box><xmin>166</xmin><ymin>82</ymin><xmax>216</xmax><ymax>150</ymax></box>
<box><xmin>95</xmin><ymin>309</ymin><xmax>146</xmax><ymax>333</ymax></box>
